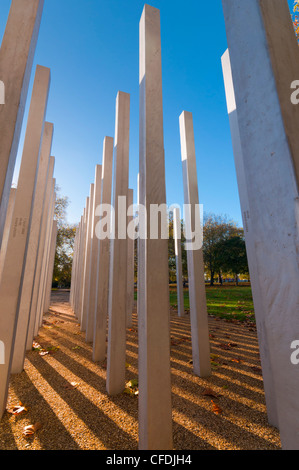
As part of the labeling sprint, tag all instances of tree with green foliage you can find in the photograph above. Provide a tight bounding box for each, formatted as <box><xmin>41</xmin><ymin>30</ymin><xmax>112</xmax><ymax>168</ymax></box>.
<box><xmin>53</xmin><ymin>188</ymin><xmax>77</xmax><ymax>288</ymax></box>
<box><xmin>217</xmin><ymin>235</ymin><xmax>249</xmax><ymax>286</ymax></box>
<box><xmin>203</xmin><ymin>213</ymin><xmax>243</xmax><ymax>286</ymax></box>
<box><xmin>292</xmin><ymin>0</ymin><xmax>299</xmax><ymax>43</ymax></box>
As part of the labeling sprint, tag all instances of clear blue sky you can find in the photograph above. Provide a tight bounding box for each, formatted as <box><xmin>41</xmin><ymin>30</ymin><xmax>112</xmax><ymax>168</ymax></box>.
<box><xmin>0</xmin><ymin>0</ymin><xmax>295</xmax><ymax>227</ymax></box>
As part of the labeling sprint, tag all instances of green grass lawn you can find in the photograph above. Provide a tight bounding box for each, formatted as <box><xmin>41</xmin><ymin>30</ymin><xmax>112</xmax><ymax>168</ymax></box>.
<box><xmin>135</xmin><ymin>285</ymin><xmax>255</xmax><ymax>323</ymax></box>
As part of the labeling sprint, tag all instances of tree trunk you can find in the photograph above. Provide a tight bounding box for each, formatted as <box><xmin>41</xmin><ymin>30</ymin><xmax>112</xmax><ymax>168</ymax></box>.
<box><xmin>210</xmin><ymin>270</ymin><xmax>215</xmax><ymax>287</ymax></box>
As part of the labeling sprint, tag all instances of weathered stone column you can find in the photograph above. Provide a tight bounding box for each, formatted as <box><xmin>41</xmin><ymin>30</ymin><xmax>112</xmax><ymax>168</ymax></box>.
<box><xmin>38</xmin><ymin>197</ymin><xmax>56</xmax><ymax>324</ymax></box>
<box><xmin>86</xmin><ymin>165</ymin><xmax>102</xmax><ymax>343</ymax></box>
<box><xmin>137</xmin><ymin>173</ymin><xmax>140</xmax><ymax>320</ymax></box>
<box><xmin>11</xmin><ymin>121</ymin><xmax>53</xmax><ymax>374</ymax></box>
<box><xmin>138</xmin><ymin>5</ymin><xmax>173</xmax><ymax>450</ymax></box>
<box><xmin>70</xmin><ymin>219</ymin><xmax>82</xmax><ymax>312</ymax></box>
<box><xmin>73</xmin><ymin>215</ymin><xmax>84</xmax><ymax>317</ymax></box>
<box><xmin>0</xmin><ymin>64</ymin><xmax>50</xmax><ymax>417</ymax></box>
<box><xmin>34</xmin><ymin>182</ymin><xmax>56</xmax><ymax>335</ymax></box>
<box><xmin>179</xmin><ymin>111</ymin><xmax>211</xmax><ymax>378</ymax></box>
<box><xmin>0</xmin><ymin>187</ymin><xmax>16</xmax><ymax>278</ymax></box>
<box><xmin>26</xmin><ymin>165</ymin><xmax>55</xmax><ymax>351</ymax></box>
<box><xmin>43</xmin><ymin>219</ymin><xmax>58</xmax><ymax>314</ymax></box>
<box><xmin>77</xmin><ymin>199</ymin><xmax>89</xmax><ymax>321</ymax></box>
<box><xmin>81</xmin><ymin>184</ymin><xmax>94</xmax><ymax>332</ymax></box>
<box><xmin>126</xmin><ymin>188</ymin><xmax>134</xmax><ymax>328</ymax></box>
<box><xmin>221</xmin><ymin>0</ymin><xmax>299</xmax><ymax>449</ymax></box>
<box><xmin>93</xmin><ymin>136</ymin><xmax>114</xmax><ymax>363</ymax></box>
<box><xmin>70</xmin><ymin>222</ymin><xmax>80</xmax><ymax>310</ymax></box>
<box><xmin>106</xmin><ymin>92</ymin><xmax>130</xmax><ymax>396</ymax></box>
<box><xmin>173</xmin><ymin>208</ymin><xmax>184</xmax><ymax>317</ymax></box>
<box><xmin>0</xmin><ymin>0</ymin><xmax>44</xmax><ymax>247</ymax></box>
<box><xmin>221</xmin><ymin>48</ymin><xmax>278</xmax><ymax>428</ymax></box>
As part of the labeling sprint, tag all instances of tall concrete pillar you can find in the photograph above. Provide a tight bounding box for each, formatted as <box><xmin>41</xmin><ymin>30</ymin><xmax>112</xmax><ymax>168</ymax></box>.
<box><xmin>138</xmin><ymin>5</ymin><xmax>173</xmax><ymax>450</ymax></box>
<box><xmin>0</xmin><ymin>64</ymin><xmax>50</xmax><ymax>417</ymax></box>
<box><xmin>221</xmin><ymin>0</ymin><xmax>299</xmax><ymax>449</ymax></box>
<box><xmin>35</xmin><ymin>186</ymin><xmax>56</xmax><ymax>334</ymax></box>
<box><xmin>173</xmin><ymin>208</ymin><xmax>184</xmax><ymax>317</ymax></box>
<box><xmin>137</xmin><ymin>173</ymin><xmax>140</xmax><ymax>319</ymax></box>
<box><xmin>11</xmin><ymin>121</ymin><xmax>53</xmax><ymax>373</ymax></box>
<box><xmin>86</xmin><ymin>165</ymin><xmax>102</xmax><ymax>343</ymax></box>
<box><xmin>74</xmin><ymin>215</ymin><xmax>84</xmax><ymax>316</ymax></box>
<box><xmin>43</xmin><ymin>219</ymin><xmax>58</xmax><ymax>314</ymax></box>
<box><xmin>221</xmin><ymin>48</ymin><xmax>278</xmax><ymax>428</ymax></box>
<box><xmin>0</xmin><ymin>187</ymin><xmax>17</xmax><ymax>279</ymax></box>
<box><xmin>0</xmin><ymin>0</ymin><xmax>44</xmax><ymax>247</ymax></box>
<box><xmin>26</xmin><ymin>161</ymin><xmax>55</xmax><ymax>352</ymax></box>
<box><xmin>81</xmin><ymin>184</ymin><xmax>94</xmax><ymax>332</ymax></box>
<box><xmin>70</xmin><ymin>223</ymin><xmax>79</xmax><ymax>309</ymax></box>
<box><xmin>70</xmin><ymin>220</ymin><xmax>81</xmax><ymax>311</ymax></box>
<box><xmin>93</xmin><ymin>136</ymin><xmax>114</xmax><ymax>363</ymax></box>
<box><xmin>179</xmin><ymin>111</ymin><xmax>211</xmax><ymax>379</ymax></box>
<box><xmin>126</xmin><ymin>188</ymin><xmax>134</xmax><ymax>328</ymax></box>
<box><xmin>106</xmin><ymin>91</ymin><xmax>130</xmax><ymax>396</ymax></box>
<box><xmin>77</xmin><ymin>199</ymin><xmax>89</xmax><ymax>321</ymax></box>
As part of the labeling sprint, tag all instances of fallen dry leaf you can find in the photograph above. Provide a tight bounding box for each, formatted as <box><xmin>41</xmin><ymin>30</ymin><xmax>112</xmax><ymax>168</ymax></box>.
<box><xmin>39</xmin><ymin>351</ymin><xmax>49</xmax><ymax>357</ymax></box>
<box><xmin>202</xmin><ymin>388</ymin><xmax>220</xmax><ymax>398</ymax></box>
<box><xmin>231</xmin><ymin>358</ymin><xmax>242</xmax><ymax>363</ymax></box>
<box><xmin>64</xmin><ymin>382</ymin><xmax>79</xmax><ymax>390</ymax></box>
<box><xmin>8</xmin><ymin>403</ymin><xmax>28</xmax><ymax>415</ymax></box>
<box><xmin>23</xmin><ymin>422</ymin><xmax>42</xmax><ymax>437</ymax></box>
<box><xmin>211</xmin><ymin>400</ymin><xmax>223</xmax><ymax>415</ymax></box>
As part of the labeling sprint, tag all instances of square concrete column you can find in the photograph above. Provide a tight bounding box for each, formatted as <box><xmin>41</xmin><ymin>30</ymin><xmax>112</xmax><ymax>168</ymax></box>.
<box><xmin>222</xmin><ymin>0</ymin><xmax>299</xmax><ymax>449</ymax></box>
<box><xmin>76</xmin><ymin>199</ymin><xmax>89</xmax><ymax>320</ymax></box>
<box><xmin>0</xmin><ymin>187</ymin><xmax>16</xmax><ymax>279</ymax></box>
<box><xmin>126</xmin><ymin>188</ymin><xmax>134</xmax><ymax>328</ymax></box>
<box><xmin>221</xmin><ymin>49</ymin><xmax>278</xmax><ymax>428</ymax></box>
<box><xmin>137</xmin><ymin>173</ymin><xmax>140</xmax><ymax>319</ymax></box>
<box><xmin>138</xmin><ymin>5</ymin><xmax>173</xmax><ymax>450</ymax></box>
<box><xmin>11</xmin><ymin>121</ymin><xmax>53</xmax><ymax>374</ymax></box>
<box><xmin>73</xmin><ymin>215</ymin><xmax>84</xmax><ymax>317</ymax></box>
<box><xmin>0</xmin><ymin>0</ymin><xmax>44</xmax><ymax>247</ymax></box>
<box><xmin>39</xmin><ymin>202</ymin><xmax>56</xmax><ymax>323</ymax></box>
<box><xmin>173</xmin><ymin>208</ymin><xmax>184</xmax><ymax>317</ymax></box>
<box><xmin>70</xmin><ymin>220</ymin><xmax>81</xmax><ymax>310</ymax></box>
<box><xmin>72</xmin><ymin>221</ymin><xmax>82</xmax><ymax>311</ymax></box>
<box><xmin>86</xmin><ymin>165</ymin><xmax>102</xmax><ymax>343</ymax></box>
<box><xmin>26</xmin><ymin>166</ymin><xmax>55</xmax><ymax>351</ymax></box>
<box><xmin>0</xmin><ymin>64</ymin><xmax>50</xmax><ymax>417</ymax></box>
<box><xmin>70</xmin><ymin>223</ymin><xmax>79</xmax><ymax>309</ymax></box>
<box><xmin>80</xmin><ymin>184</ymin><xmax>94</xmax><ymax>332</ymax></box>
<box><xmin>106</xmin><ymin>92</ymin><xmax>130</xmax><ymax>396</ymax></box>
<box><xmin>35</xmin><ymin>187</ymin><xmax>56</xmax><ymax>334</ymax></box>
<box><xmin>43</xmin><ymin>219</ymin><xmax>58</xmax><ymax>313</ymax></box>
<box><xmin>179</xmin><ymin>111</ymin><xmax>211</xmax><ymax>378</ymax></box>
<box><xmin>93</xmin><ymin>136</ymin><xmax>114</xmax><ymax>363</ymax></box>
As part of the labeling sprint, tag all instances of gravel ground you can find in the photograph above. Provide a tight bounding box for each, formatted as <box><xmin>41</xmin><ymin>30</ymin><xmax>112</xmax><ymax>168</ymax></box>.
<box><xmin>0</xmin><ymin>290</ymin><xmax>281</xmax><ymax>450</ymax></box>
